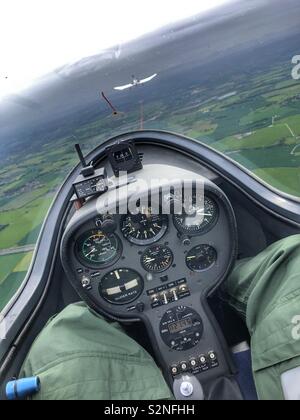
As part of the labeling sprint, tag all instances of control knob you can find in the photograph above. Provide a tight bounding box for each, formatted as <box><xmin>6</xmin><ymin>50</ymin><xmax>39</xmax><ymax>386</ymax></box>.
<box><xmin>180</xmin><ymin>382</ymin><xmax>194</xmax><ymax>397</ymax></box>
<box><xmin>81</xmin><ymin>276</ymin><xmax>91</xmax><ymax>289</ymax></box>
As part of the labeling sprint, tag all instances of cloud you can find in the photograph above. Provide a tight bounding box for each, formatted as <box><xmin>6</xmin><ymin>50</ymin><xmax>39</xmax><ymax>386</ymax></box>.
<box><xmin>0</xmin><ymin>0</ymin><xmax>229</xmax><ymax>99</ymax></box>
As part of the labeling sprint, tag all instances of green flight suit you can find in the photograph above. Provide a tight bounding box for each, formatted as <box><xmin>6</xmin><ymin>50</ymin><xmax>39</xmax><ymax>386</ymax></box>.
<box><xmin>223</xmin><ymin>234</ymin><xmax>300</xmax><ymax>400</ymax></box>
<box><xmin>20</xmin><ymin>303</ymin><xmax>172</xmax><ymax>400</ymax></box>
<box><xmin>21</xmin><ymin>235</ymin><xmax>300</xmax><ymax>400</ymax></box>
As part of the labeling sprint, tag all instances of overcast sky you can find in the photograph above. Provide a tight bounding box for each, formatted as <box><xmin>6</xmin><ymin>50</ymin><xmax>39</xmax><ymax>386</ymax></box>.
<box><xmin>0</xmin><ymin>0</ymin><xmax>229</xmax><ymax>99</ymax></box>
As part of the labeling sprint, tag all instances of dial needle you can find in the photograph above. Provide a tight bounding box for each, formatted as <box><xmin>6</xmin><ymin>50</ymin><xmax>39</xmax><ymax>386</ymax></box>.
<box><xmin>196</xmin><ymin>209</ymin><xmax>213</xmax><ymax>217</ymax></box>
<box><xmin>86</xmin><ymin>247</ymin><xmax>97</xmax><ymax>257</ymax></box>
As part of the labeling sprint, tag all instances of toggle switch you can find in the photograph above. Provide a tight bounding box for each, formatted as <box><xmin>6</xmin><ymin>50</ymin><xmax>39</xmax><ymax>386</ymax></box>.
<box><xmin>171</xmin><ymin>289</ymin><xmax>178</xmax><ymax>301</ymax></box>
<box><xmin>81</xmin><ymin>276</ymin><xmax>91</xmax><ymax>289</ymax></box>
<box><xmin>151</xmin><ymin>294</ymin><xmax>159</xmax><ymax>304</ymax></box>
<box><xmin>161</xmin><ymin>292</ymin><xmax>169</xmax><ymax>305</ymax></box>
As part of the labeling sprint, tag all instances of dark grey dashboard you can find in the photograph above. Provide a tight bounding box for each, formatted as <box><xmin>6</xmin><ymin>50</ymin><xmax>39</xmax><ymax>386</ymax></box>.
<box><xmin>61</xmin><ymin>153</ymin><xmax>239</xmax><ymax>399</ymax></box>
<box><xmin>63</xmin><ymin>182</ymin><xmax>236</xmax><ymax>318</ymax></box>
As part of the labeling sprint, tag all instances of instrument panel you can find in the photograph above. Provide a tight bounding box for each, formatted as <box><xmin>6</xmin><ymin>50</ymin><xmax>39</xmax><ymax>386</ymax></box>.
<box><xmin>65</xmin><ymin>182</ymin><xmax>236</xmax><ymax>319</ymax></box>
<box><xmin>61</xmin><ymin>168</ymin><xmax>238</xmax><ymax>396</ymax></box>
<box><xmin>74</xmin><ymin>199</ymin><xmax>221</xmax><ymax>297</ymax></box>
<box><xmin>60</xmin><ymin>141</ymin><xmax>241</xmax><ymax>399</ymax></box>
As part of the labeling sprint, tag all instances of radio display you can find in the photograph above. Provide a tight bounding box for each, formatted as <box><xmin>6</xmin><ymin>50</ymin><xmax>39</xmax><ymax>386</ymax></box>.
<box><xmin>168</xmin><ymin>318</ymin><xmax>193</xmax><ymax>334</ymax></box>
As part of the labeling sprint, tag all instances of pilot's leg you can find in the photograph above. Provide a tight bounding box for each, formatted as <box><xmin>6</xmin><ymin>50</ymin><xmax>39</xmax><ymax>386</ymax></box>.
<box><xmin>20</xmin><ymin>302</ymin><xmax>171</xmax><ymax>400</ymax></box>
<box><xmin>223</xmin><ymin>234</ymin><xmax>300</xmax><ymax>400</ymax></box>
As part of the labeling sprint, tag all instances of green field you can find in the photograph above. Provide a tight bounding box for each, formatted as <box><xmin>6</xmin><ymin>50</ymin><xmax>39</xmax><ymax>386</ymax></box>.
<box><xmin>213</xmin><ymin>124</ymin><xmax>295</xmax><ymax>152</ymax></box>
<box><xmin>0</xmin><ymin>252</ymin><xmax>33</xmax><ymax>310</ymax></box>
<box><xmin>0</xmin><ymin>271</ymin><xmax>28</xmax><ymax>311</ymax></box>
<box><xmin>0</xmin><ymin>254</ymin><xmax>25</xmax><ymax>285</ymax></box>
<box><xmin>0</xmin><ymin>196</ymin><xmax>53</xmax><ymax>249</ymax></box>
<box><xmin>254</xmin><ymin>167</ymin><xmax>300</xmax><ymax>196</ymax></box>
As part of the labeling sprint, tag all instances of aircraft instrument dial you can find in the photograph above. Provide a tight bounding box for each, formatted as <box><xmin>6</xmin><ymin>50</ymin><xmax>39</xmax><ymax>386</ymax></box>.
<box><xmin>99</xmin><ymin>269</ymin><xmax>144</xmax><ymax>305</ymax></box>
<box><xmin>121</xmin><ymin>210</ymin><xmax>168</xmax><ymax>245</ymax></box>
<box><xmin>141</xmin><ymin>245</ymin><xmax>173</xmax><ymax>273</ymax></box>
<box><xmin>186</xmin><ymin>245</ymin><xmax>217</xmax><ymax>272</ymax></box>
<box><xmin>174</xmin><ymin>195</ymin><xmax>219</xmax><ymax>236</ymax></box>
<box><xmin>76</xmin><ymin>230</ymin><xmax>122</xmax><ymax>268</ymax></box>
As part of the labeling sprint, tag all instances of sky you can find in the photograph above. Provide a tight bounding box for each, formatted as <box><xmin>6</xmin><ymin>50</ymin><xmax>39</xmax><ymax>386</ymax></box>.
<box><xmin>0</xmin><ymin>0</ymin><xmax>229</xmax><ymax>99</ymax></box>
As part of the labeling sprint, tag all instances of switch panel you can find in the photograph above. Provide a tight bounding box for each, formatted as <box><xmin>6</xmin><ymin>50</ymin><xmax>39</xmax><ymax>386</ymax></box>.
<box><xmin>147</xmin><ymin>279</ymin><xmax>190</xmax><ymax>308</ymax></box>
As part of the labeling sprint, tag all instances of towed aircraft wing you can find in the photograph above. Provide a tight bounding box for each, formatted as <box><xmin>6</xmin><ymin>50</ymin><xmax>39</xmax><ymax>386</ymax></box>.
<box><xmin>114</xmin><ymin>83</ymin><xmax>135</xmax><ymax>91</ymax></box>
<box><xmin>114</xmin><ymin>73</ymin><xmax>158</xmax><ymax>91</ymax></box>
<box><xmin>139</xmin><ymin>73</ymin><xmax>158</xmax><ymax>84</ymax></box>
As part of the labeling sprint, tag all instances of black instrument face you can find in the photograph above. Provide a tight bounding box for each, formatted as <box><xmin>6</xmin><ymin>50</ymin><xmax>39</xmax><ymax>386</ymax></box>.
<box><xmin>76</xmin><ymin>230</ymin><xmax>121</xmax><ymax>268</ymax></box>
<box><xmin>121</xmin><ymin>210</ymin><xmax>168</xmax><ymax>245</ymax></box>
<box><xmin>99</xmin><ymin>268</ymin><xmax>144</xmax><ymax>305</ymax></box>
<box><xmin>107</xmin><ymin>142</ymin><xmax>143</xmax><ymax>177</ymax></box>
<box><xmin>141</xmin><ymin>245</ymin><xmax>173</xmax><ymax>273</ymax></box>
<box><xmin>174</xmin><ymin>195</ymin><xmax>219</xmax><ymax>236</ymax></box>
<box><xmin>186</xmin><ymin>245</ymin><xmax>217</xmax><ymax>272</ymax></box>
<box><xmin>160</xmin><ymin>306</ymin><xmax>203</xmax><ymax>351</ymax></box>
